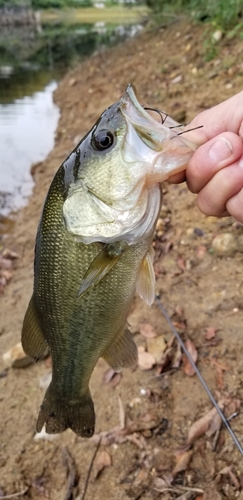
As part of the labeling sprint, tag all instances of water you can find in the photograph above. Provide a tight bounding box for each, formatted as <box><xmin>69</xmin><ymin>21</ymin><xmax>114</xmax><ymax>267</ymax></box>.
<box><xmin>0</xmin><ymin>81</ymin><xmax>60</xmax><ymax>218</ymax></box>
<box><xmin>0</xmin><ymin>10</ymin><xmax>144</xmax><ymax>225</ymax></box>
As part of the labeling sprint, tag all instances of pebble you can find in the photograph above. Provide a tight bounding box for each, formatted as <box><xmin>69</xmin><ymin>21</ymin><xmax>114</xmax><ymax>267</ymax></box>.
<box><xmin>2</xmin><ymin>342</ymin><xmax>26</xmax><ymax>367</ymax></box>
<box><xmin>34</xmin><ymin>427</ymin><xmax>58</xmax><ymax>442</ymax></box>
<box><xmin>212</xmin><ymin>233</ymin><xmax>237</xmax><ymax>256</ymax></box>
<box><xmin>68</xmin><ymin>77</ymin><xmax>76</xmax><ymax>86</ymax></box>
<box><xmin>212</xmin><ymin>30</ymin><xmax>223</xmax><ymax>42</ymax></box>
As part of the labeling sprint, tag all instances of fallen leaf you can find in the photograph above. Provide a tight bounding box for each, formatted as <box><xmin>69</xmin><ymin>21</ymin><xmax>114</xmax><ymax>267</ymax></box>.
<box><xmin>139</xmin><ymin>323</ymin><xmax>157</xmax><ymax>338</ymax></box>
<box><xmin>138</xmin><ymin>351</ymin><xmax>156</xmax><ymax>370</ymax></box>
<box><xmin>109</xmin><ymin>372</ymin><xmax>122</xmax><ymax>388</ymax></box>
<box><xmin>218</xmin><ymin>466</ymin><xmax>240</xmax><ymax>489</ymax></box>
<box><xmin>197</xmin><ymin>245</ymin><xmax>207</xmax><ymax>258</ymax></box>
<box><xmin>177</xmin><ymin>256</ymin><xmax>186</xmax><ymax>271</ymax></box>
<box><xmin>1</xmin><ymin>270</ymin><xmax>13</xmax><ymax>282</ymax></box>
<box><xmin>187</xmin><ymin>403</ymin><xmax>224</xmax><ymax>445</ymax></box>
<box><xmin>93</xmin><ymin>451</ymin><xmax>112</xmax><ymax>479</ymax></box>
<box><xmin>182</xmin><ymin>338</ymin><xmax>198</xmax><ymax>376</ymax></box>
<box><xmin>2</xmin><ymin>249</ymin><xmax>19</xmax><ymax>259</ymax></box>
<box><xmin>146</xmin><ymin>336</ymin><xmax>167</xmax><ymax>363</ymax></box>
<box><xmin>172</xmin><ymin>341</ymin><xmax>182</xmax><ymax>369</ymax></box>
<box><xmin>173</xmin><ymin>450</ymin><xmax>193</xmax><ymax>476</ymax></box>
<box><xmin>118</xmin><ymin>395</ymin><xmax>126</xmax><ymax>429</ymax></box>
<box><xmin>2</xmin><ymin>342</ymin><xmax>27</xmax><ymax>366</ymax></box>
<box><xmin>152</xmin><ymin>477</ymin><xmax>168</xmax><ymax>491</ymax></box>
<box><xmin>0</xmin><ymin>257</ymin><xmax>12</xmax><ymax>270</ymax></box>
<box><xmin>204</xmin><ymin>327</ymin><xmax>217</xmax><ymax>340</ymax></box>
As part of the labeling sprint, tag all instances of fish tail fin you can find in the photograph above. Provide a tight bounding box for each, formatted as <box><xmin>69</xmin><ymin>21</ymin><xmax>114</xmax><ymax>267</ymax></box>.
<box><xmin>36</xmin><ymin>382</ymin><xmax>95</xmax><ymax>438</ymax></box>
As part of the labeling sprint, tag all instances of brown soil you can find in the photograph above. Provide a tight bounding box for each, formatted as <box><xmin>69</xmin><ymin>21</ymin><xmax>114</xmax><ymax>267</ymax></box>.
<box><xmin>1</xmin><ymin>18</ymin><xmax>243</xmax><ymax>500</ymax></box>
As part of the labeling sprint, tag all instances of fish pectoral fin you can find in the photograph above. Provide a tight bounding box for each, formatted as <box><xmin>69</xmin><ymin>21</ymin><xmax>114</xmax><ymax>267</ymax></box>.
<box><xmin>103</xmin><ymin>327</ymin><xmax>138</xmax><ymax>372</ymax></box>
<box><xmin>78</xmin><ymin>241</ymin><xmax>128</xmax><ymax>297</ymax></box>
<box><xmin>136</xmin><ymin>245</ymin><xmax>155</xmax><ymax>306</ymax></box>
<box><xmin>21</xmin><ymin>295</ymin><xmax>48</xmax><ymax>361</ymax></box>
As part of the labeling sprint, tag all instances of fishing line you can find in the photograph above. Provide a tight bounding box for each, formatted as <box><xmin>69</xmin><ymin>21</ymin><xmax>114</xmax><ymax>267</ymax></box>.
<box><xmin>155</xmin><ymin>295</ymin><xmax>243</xmax><ymax>457</ymax></box>
<box><xmin>176</xmin><ymin>125</ymin><xmax>203</xmax><ymax>135</ymax></box>
<box><xmin>143</xmin><ymin>106</ymin><xmax>168</xmax><ymax>124</ymax></box>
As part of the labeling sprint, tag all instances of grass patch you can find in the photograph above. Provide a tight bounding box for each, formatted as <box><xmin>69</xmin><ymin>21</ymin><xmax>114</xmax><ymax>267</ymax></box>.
<box><xmin>40</xmin><ymin>5</ymin><xmax>148</xmax><ymax>24</ymax></box>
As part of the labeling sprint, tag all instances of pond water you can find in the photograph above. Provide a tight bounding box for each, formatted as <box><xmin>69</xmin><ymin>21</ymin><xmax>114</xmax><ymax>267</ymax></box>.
<box><xmin>0</xmin><ymin>10</ymin><xmax>144</xmax><ymax>227</ymax></box>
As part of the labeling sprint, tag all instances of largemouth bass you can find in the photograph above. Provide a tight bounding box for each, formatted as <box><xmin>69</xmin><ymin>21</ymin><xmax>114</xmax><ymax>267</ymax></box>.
<box><xmin>22</xmin><ymin>84</ymin><xmax>197</xmax><ymax>438</ymax></box>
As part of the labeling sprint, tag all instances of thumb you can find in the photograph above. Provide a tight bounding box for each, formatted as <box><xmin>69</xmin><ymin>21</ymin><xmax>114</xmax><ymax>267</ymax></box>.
<box><xmin>186</xmin><ymin>132</ymin><xmax>243</xmax><ymax>194</ymax></box>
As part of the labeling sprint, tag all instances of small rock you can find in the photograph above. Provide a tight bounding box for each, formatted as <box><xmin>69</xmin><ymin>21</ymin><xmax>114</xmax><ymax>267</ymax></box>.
<box><xmin>212</xmin><ymin>233</ymin><xmax>237</xmax><ymax>256</ymax></box>
<box><xmin>146</xmin><ymin>336</ymin><xmax>167</xmax><ymax>364</ymax></box>
<box><xmin>73</xmin><ymin>134</ymin><xmax>82</xmax><ymax>146</ymax></box>
<box><xmin>186</xmin><ymin>227</ymin><xmax>197</xmax><ymax>239</ymax></box>
<box><xmin>34</xmin><ymin>427</ymin><xmax>58</xmax><ymax>442</ymax></box>
<box><xmin>212</xmin><ymin>30</ymin><xmax>223</xmax><ymax>42</ymax></box>
<box><xmin>138</xmin><ymin>351</ymin><xmax>156</xmax><ymax>370</ymax></box>
<box><xmin>68</xmin><ymin>77</ymin><xmax>76</xmax><ymax>86</ymax></box>
<box><xmin>2</xmin><ymin>342</ymin><xmax>26</xmax><ymax>367</ymax></box>
<box><xmin>171</xmin><ymin>75</ymin><xmax>182</xmax><ymax>85</ymax></box>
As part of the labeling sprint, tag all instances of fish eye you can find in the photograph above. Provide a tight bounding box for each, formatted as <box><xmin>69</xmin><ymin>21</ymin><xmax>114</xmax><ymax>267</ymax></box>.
<box><xmin>92</xmin><ymin>130</ymin><xmax>114</xmax><ymax>151</ymax></box>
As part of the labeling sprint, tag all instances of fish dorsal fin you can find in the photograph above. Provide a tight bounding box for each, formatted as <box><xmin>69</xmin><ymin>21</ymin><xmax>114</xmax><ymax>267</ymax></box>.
<box><xmin>21</xmin><ymin>295</ymin><xmax>47</xmax><ymax>361</ymax></box>
<box><xmin>78</xmin><ymin>241</ymin><xmax>128</xmax><ymax>297</ymax></box>
<box><xmin>103</xmin><ymin>327</ymin><xmax>138</xmax><ymax>372</ymax></box>
<box><xmin>136</xmin><ymin>245</ymin><xmax>155</xmax><ymax>306</ymax></box>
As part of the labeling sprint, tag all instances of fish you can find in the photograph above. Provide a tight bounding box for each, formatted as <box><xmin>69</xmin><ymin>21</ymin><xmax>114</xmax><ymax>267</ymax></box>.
<box><xmin>21</xmin><ymin>84</ymin><xmax>197</xmax><ymax>438</ymax></box>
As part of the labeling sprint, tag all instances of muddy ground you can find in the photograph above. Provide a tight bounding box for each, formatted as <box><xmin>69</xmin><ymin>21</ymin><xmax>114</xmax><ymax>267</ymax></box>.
<box><xmin>1</xmin><ymin>18</ymin><xmax>243</xmax><ymax>500</ymax></box>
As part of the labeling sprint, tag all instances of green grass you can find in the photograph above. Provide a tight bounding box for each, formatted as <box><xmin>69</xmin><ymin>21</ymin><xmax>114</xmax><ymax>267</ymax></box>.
<box><xmin>40</xmin><ymin>5</ymin><xmax>148</xmax><ymax>24</ymax></box>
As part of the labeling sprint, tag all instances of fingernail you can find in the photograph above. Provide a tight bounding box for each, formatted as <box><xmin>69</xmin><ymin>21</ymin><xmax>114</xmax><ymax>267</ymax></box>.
<box><xmin>208</xmin><ymin>137</ymin><xmax>233</xmax><ymax>162</ymax></box>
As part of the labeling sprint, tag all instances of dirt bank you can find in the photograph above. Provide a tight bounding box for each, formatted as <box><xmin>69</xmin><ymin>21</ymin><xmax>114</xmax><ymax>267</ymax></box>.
<box><xmin>1</xmin><ymin>18</ymin><xmax>243</xmax><ymax>500</ymax></box>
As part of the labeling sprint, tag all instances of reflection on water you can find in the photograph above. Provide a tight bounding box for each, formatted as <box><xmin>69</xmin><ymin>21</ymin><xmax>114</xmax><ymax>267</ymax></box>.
<box><xmin>0</xmin><ymin>81</ymin><xmax>60</xmax><ymax>217</ymax></box>
<box><xmin>0</xmin><ymin>15</ymin><xmax>144</xmax><ymax>223</ymax></box>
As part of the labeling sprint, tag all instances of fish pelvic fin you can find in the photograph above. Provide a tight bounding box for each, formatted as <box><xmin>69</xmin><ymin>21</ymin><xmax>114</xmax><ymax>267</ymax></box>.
<box><xmin>135</xmin><ymin>245</ymin><xmax>155</xmax><ymax>306</ymax></box>
<box><xmin>36</xmin><ymin>382</ymin><xmax>95</xmax><ymax>438</ymax></box>
<box><xmin>103</xmin><ymin>327</ymin><xmax>138</xmax><ymax>372</ymax></box>
<box><xmin>21</xmin><ymin>295</ymin><xmax>48</xmax><ymax>361</ymax></box>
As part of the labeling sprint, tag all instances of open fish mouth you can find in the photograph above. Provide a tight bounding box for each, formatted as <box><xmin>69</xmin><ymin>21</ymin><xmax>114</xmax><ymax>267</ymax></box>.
<box><xmin>120</xmin><ymin>83</ymin><xmax>197</xmax><ymax>181</ymax></box>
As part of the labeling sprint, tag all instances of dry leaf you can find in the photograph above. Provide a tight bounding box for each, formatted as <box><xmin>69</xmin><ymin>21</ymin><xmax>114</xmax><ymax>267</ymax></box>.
<box><xmin>0</xmin><ymin>257</ymin><xmax>13</xmax><ymax>270</ymax></box>
<box><xmin>138</xmin><ymin>351</ymin><xmax>156</xmax><ymax>370</ymax></box>
<box><xmin>172</xmin><ymin>341</ymin><xmax>182</xmax><ymax>369</ymax></box>
<box><xmin>1</xmin><ymin>270</ymin><xmax>13</xmax><ymax>282</ymax></box>
<box><xmin>118</xmin><ymin>395</ymin><xmax>126</xmax><ymax>429</ymax></box>
<box><xmin>173</xmin><ymin>450</ymin><xmax>193</xmax><ymax>476</ymax></box>
<box><xmin>197</xmin><ymin>245</ymin><xmax>207</xmax><ymax>258</ymax></box>
<box><xmin>177</xmin><ymin>257</ymin><xmax>186</xmax><ymax>271</ymax></box>
<box><xmin>2</xmin><ymin>249</ymin><xmax>19</xmax><ymax>259</ymax></box>
<box><xmin>152</xmin><ymin>477</ymin><xmax>168</xmax><ymax>492</ymax></box>
<box><xmin>218</xmin><ymin>466</ymin><xmax>240</xmax><ymax>489</ymax></box>
<box><xmin>146</xmin><ymin>336</ymin><xmax>167</xmax><ymax>363</ymax></box>
<box><xmin>139</xmin><ymin>323</ymin><xmax>157</xmax><ymax>338</ymax></box>
<box><xmin>187</xmin><ymin>403</ymin><xmax>224</xmax><ymax>445</ymax></box>
<box><xmin>93</xmin><ymin>451</ymin><xmax>112</xmax><ymax>479</ymax></box>
<box><xmin>182</xmin><ymin>338</ymin><xmax>198</xmax><ymax>376</ymax></box>
<box><xmin>204</xmin><ymin>327</ymin><xmax>217</xmax><ymax>340</ymax></box>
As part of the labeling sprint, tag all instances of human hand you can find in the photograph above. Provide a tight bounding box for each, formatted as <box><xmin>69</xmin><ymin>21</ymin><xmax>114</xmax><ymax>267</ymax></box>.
<box><xmin>168</xmin><ymin>91</ymin><xmax>243</xmax><ymax>223</ymax></box>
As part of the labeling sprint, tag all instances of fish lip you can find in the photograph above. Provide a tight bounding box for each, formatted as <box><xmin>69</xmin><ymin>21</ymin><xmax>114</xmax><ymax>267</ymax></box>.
<box><xmin>121</xmin><ymin>83</ymin><xmax>159</xmax><ymax>125</ymax></box>
<box><xmin>120</xmin><ymin>83</ymin><xmax>167</xmax><ymax>152</ymax></box>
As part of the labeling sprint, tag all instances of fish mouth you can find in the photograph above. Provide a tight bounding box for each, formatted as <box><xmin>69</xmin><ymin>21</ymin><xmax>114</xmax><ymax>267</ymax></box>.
<box><xmin>121</xmin><ymin>83</ymin><xmax>164</xmax><ymax>152</ymax></box>
<box><xmin>120</xmin><ymin>83</ymin><xmax>197</xmax><ymax>181</ymax></box>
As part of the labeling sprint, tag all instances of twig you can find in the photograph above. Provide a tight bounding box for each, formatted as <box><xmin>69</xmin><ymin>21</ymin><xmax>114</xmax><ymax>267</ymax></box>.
<box><xmin>81</xmin><ymin>438</ymin><xmax>101</xmax><ymax>500</ymax></box>
<box><xmin>0</xmin><ymin>487</ymin><xmax>28</xmax><ymax>499</ymax></box>
<box><xmin>62</xmin><ymin>447</ymin><xmax>78</xmax><ymax>500</ymax></box>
